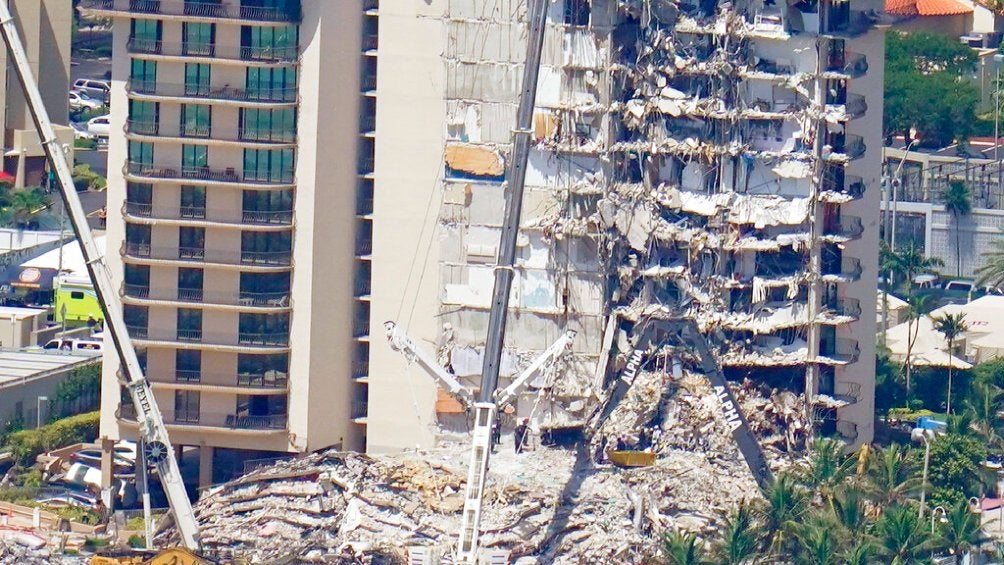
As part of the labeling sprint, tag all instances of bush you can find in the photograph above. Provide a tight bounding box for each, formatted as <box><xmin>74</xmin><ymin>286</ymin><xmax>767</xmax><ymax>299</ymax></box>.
<box><xmin>128</xmin><ymin>534</ymin><xmax>145</xmax><ymax>548</ymax></box>
<box><xmin>74</xmin><ymin>138</ymin><xmax>97</xmax><ymax>150</ymax></box>
<box><xmin>71</xmin><ymin>164</ymin><xmax>106</xmax><ymax>192</ymax></box>
<box><xmin>2</xmin><ymin>411</ymin><xmax>99</xmax><ymax>466</ymax></box>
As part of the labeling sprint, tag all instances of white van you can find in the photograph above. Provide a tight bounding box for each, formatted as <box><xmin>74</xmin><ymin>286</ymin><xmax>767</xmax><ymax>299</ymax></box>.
<box><xmin>42</xmin><ymin>338</ymin><xmax>103</xmax><ymax>354</ymax></box>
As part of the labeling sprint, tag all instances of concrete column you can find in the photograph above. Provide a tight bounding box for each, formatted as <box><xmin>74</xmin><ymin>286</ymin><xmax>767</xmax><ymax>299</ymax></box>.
<box><xmin>99</xmin><ymin>437</ymin><xmax>115</xmax><ymax>509</ymax></box>
<box><xmin>198</xmin><ymin>446</ymin><xmax>214</xmax><ymax>489</ymax></box>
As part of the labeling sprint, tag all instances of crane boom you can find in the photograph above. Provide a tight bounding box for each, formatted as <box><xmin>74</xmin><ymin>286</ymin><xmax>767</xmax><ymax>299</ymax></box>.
<box><xmin>0</xmin><ymin>5</ymin><xmax>200</xmax><ymax>549</ymax></box>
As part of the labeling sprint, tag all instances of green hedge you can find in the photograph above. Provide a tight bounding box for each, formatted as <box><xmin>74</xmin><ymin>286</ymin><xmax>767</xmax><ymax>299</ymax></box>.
<box><xmin>3</xmin><ymin>411</ymin><xmax>99</xmax><ymax>466</ymax></box>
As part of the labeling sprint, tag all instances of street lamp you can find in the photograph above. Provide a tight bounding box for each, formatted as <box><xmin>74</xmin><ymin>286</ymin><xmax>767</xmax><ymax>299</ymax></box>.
<box><xmin>920</xmin><ymin>433</ymin><xmax>932</xmax><ymax>519</ymax></box>
<box><xmin>994</xmin><ymin>54</ymin><xmax>1004</xmax><ymax>163</ymax></box>
<box><xmin>932</xmin><ymin>505</ymin><xmax>948</xmax><ymax>534</ymax></box>
<box><xmin>35</xmin><ymin>395</ymin><xmax>47</xmax><ymax>429</ymax></box>
<box><xmin>890</xmin><ymin>137</ymin><xmax>919</xmax><ymax>253</ymax></box>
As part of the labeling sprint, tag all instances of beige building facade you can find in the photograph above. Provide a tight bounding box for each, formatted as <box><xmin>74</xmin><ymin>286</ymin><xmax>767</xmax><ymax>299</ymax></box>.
<box><xmin>84</xmin><ymin>0</ymin><xmax>373</xmax><ymax>484</ymax></box>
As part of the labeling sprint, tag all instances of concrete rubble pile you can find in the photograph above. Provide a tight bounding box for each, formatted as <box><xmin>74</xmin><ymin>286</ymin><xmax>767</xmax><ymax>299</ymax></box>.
<box><xmin>0</xmin><ymin>537</ymin><xmax>79</xmax><ymax>565</ymax></box>
<box><xmin>163</xmin><ymin>362</ymin><xmax>808</xmax><ymax>564</ymax></box>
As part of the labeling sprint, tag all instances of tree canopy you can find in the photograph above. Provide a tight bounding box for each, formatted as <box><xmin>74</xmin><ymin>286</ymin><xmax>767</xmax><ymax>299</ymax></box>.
<box><xmin>884</xmin><ymin>31</ymin><xmax>979</xmax><ymax>148</ymax></box>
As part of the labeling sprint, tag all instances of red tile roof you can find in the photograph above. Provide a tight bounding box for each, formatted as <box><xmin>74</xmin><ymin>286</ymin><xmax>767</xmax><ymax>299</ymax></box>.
<box><xmin>886</xmin><ymin>0</ymin><xmax>973</xmax><ymax>16</ymax></box>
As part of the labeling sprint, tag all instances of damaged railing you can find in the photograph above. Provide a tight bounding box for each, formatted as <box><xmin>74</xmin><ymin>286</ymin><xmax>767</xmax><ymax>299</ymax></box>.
<box><xmin>824</xmin><ymin>215</ymin><xmax>863</xmax><ymax>239</ymax></box>
<box><xmin>826</xmin><ymin>51</ymin><xmax>868</xmax><ymax>78</ymax></box>
<box><xmin>821</xmin><ymin>338</ymin><xmax>860</xmax><ymax>363</ymax></box>
<box><xmin>822</xmin><ymin>297</ymin><xmax>861</xmax><ymax>319</ymax></box>
<box><xmin>822</xmin><ymin>256</ymin><xmax>862</xmax><ymax>281</ymax></box>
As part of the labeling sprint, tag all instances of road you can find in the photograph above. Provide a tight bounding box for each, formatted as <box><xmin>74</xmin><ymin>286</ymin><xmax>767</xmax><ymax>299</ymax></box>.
<box><xmin>71</xmin><ymin>57</ymin><xmax>111</xmax><ymax>85</ymax></box>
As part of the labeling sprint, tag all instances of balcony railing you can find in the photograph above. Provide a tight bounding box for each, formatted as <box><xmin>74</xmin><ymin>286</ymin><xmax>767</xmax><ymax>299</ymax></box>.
<box><xmin>127</xmin><ymin>39</ymin><xmax>300</xmax><ymax>62</ymax></box>
<box><xmin>125</xmin><ymin>162</ymin><xmax>295</xmax><ymax>185</ymax></box>
<box><xmin>821</xmin><ymin>338</ymin><xmax>860</xmax><ymax>364</ymax></box>
<box><xmin>824</xmin><ymin>215</ymin><xmax>863</xmax><ymax>239</ymax></box>
<box><xmin>126</xmin><ymin>324</ymin><xmax>149</xmax><ymax>338</ymax></box>
<box><xmin>117</xmin><ymin>404</ymin><xmax>289</xmax><ymax>430</ymax></box>
<box><xmin>123</xmin><ymin>203</ymin><xmax>292</xmax><ymax>226</ymax></box>
<box><xmin>826</xmin><ymin>51</ymin><xmax>868</xmax><ymax>78</ymax></box>
<box><xmin>122</xmin><ymin>242</ymin><xmax>293</xmax><ymax>267</ymax></box>
<box><xmin>127</xmin><ymin>326</ymin><xmax>290</xmax><ymax>347</ymax></box>
<box><xmin>238</xmin><ymin>128</ymin><xmax>297</xmax><ymax>143</ymax></box>
<box><xmin>127</xmin><ymin>79</ymin><xmax>298</xmax><ymax>104</ymax></box>
<box><xmin>822</xmin><ymin>297</ymin><xmax>862</xmax><ymax>319</ymax></box>
<box><xmin>844</xmin><ymin>93</ymin><xmax>867</xmax><ymax>118</ymax></box>
<box><xmin>823</xmin><ymin>256</ymin><xmax>862</xmax><ymax>281</ymax></box>
<box><xmin>122</xmin><ymin>282</ymin><xmax>291</xmax><ymax>308</ymax></box>
<box><xmin>352</xmin><ymin>400</ymin><xmax>368</xmax><ymax>420</ymax></box>
<box><xmin>163</xmin><ymin>369</ymin><xmax>288</xmax><ymax>388</ymax></box>
<box><xmin>827</xmin><ymin>134</ymin><xmax>866</xmax><ymax>161</ymax></box>
<box><xmin>81</xmin><ymin>0</ymin><xmax>302</xmax><ymax>23</ymax></box>
<box><xmin>126</xmin><ymin>120</ymin><xmax>159</xmax><ymax>136</ymax></box>
<box><xmin>180</xmin><ymin>123</ymin><xmax>211</xmax><ymax>138</ymax></box>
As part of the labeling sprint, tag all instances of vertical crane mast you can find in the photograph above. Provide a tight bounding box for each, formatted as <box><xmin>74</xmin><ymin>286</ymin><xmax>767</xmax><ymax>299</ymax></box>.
<box><xmin>478</xmin><ymin>0</ymin><xmax>548</xmax><ymax>400</ymax></box>
<box><xmin>456</xmin><ymin>0</ymin><xmax>549</xmax><ymax>562</ymax></box>
<box><xmin>0</xmin><ymin>5</ymin><xmax>200</xmax><ymax>550</ymax></box>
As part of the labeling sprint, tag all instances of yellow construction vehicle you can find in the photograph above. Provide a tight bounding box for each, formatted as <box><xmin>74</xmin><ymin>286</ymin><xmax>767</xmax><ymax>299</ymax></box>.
<box><xmin>91</xmin><ymin>548</ymin><xmax>217</xmax><ymax>565</ymax></box>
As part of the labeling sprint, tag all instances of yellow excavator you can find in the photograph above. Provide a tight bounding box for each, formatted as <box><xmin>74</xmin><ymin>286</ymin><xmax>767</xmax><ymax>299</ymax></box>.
<box><xmin>90</xmin><ymin>548</ymin><xmax>218</xmax><ymax>565</ymax></box>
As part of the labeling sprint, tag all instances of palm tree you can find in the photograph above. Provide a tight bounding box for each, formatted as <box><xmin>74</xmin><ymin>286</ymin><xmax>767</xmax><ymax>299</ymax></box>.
<box><xmin>758</xmin><ymin>474</ymin><xmax>808</xmax><ymax>556</ymax></box>
<box><xmin>884</xmin><ymin>243</ymin><xmax>944</xmax><ymax>298</ymax></box>
<box><xmin>715</xmin><ymin>500</ymin><xmax>762</xmax><ymax>564</ymax></box>
<box><xmin>931</xmin><ymin>312</ymin><xmax>969</xmax><ymax>414</ymax></box>
<box><xmin>876</xmin><ymin>504</ymin><xmax>935</xmax><ymax>563</ymax></box>
<box><xmin>865</xmin><ymin>444</ymin><xmax>919</xmax><ymax>509</ymax></box>
<box><xmin>829</xmin><ymin>488</ymin><xmax>869</xmax><ymax>543</ymax></box>
<box><xmin>943</xmin><ymin>180</ymin><xmax>972</xmax><ymax>277</ymax></box>
<box><xmin>663</xmin><ymin>530</ymin><xmax>711</xmax><ymax>565</ymax></box>
<box><xmin>936</xmin><ymin>499</ymin><xmax>982</xmax><ymax>564</ymax></box>
<box><xmin>904</xmin><ymin>293</ymin><xmax>937</xmax><ymax>394</ymax></box>
<box><xmin>790</xmin><ymin>517</ymin><xmax>840</xmax><ymax>565</ymax></box>
<box><xmin>798</xmin><ymin>438</ymin><xmax>857</xmax><ymax>507</ymax></box>
<box><xmin>966</xmin><ymin>381</ymin><xmax>1003</xmax><ymax>446</ymax></box>
<box><xmin>841</xmin><ymin>540</ymin><xmax>877</xmax><ymax>565</ymax></box>
<box><xmin>976</xmin><ymin>238</ymin><xmax>1004</xmax><ymax>289</ymax></box>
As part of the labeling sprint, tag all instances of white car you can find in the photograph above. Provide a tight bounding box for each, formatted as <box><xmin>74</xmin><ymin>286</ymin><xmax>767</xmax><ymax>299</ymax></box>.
<box><xmin>86</xmin><ymin>115</ymin><xmax>111</xmax><ymax>138</ymax></box>
<box><xmin>69</xmin><ymin>90</ymin><xmax>102</xmax><ymax>110</ymax></box>
<box><xmin>72</xmin><ymin>78</ymin><xmax>111</xmax><ymax>102</ymax></box>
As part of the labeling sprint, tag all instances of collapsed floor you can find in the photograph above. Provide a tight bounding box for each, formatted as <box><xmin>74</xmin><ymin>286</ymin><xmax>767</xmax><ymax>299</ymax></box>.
<box><xmin>165</xmin><ymin>374</ymin><xmax>809</xmax><ymax>564</ymax></box>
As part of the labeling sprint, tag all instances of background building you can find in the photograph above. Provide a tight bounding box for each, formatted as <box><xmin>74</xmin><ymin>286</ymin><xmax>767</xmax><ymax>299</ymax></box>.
<box><xmin>1</xmin><ymin>0</ymin><xmax>74</xmax><ymax>188</ymax></box>
<box><xmin>85</xmin><ymin>0</ymin><xmax>373</xmax><ymax>485</ymax></box>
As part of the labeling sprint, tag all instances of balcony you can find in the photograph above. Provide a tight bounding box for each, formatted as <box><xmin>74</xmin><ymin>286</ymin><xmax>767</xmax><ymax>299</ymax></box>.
<box><xmin>80</xmin><ymin>0</ymin><xmax>302</xmax><ymax>24</ymax></box>
<box><xmin>117</xmin><ymin>404</ymin><xmax>288</xmax><ymax>430</ymax></box>
<box><xmin>165</xmin><ymin>370</ymin><xmax>288</xmax><ymax>389</ymax></box>
<box><xmin>125</xmin><ymin>120</ymin><xmax>296</xmax><ymax>146</ymax></box>
<box><xmin>125</xmin><ymin>161</ymin><xmax>294</xmax><ymax>186</ymax></box>
<box><xmin>126</xmin><ymin>325</ymin><xmax>290</xmax><ymax>348</ymax></box>
<box><xmin>826</xmin><ymin>51</ymin><xmax>868</xmax><ymax>78</ymax></box>
<box><xmin>122</xmin><ymin>283</ymin><xmax>291</xmax><ymax>309</ymax></box>
<box><xmin>826</xmin><ymin>134</ymin><xmax>865</xmax><ymax>161</ymax></box>
<box><xmin>122</xmin><ymin>242</ymin><xmax>293</xmax><ymax>267</ymax></box>
<box><xmin>823</xmin><ymin>215</ymin><xmax>863</xmax><ymax>239</ymax></box>
<box><xmin>126</xmin><ymin>39</ymin><xmax>299</xmax><ymax>63</ymax></box>
<box><xmin>123</xmin><ymin>202</ymin><xmax>293</xmax><ymax>227</ymax></box>
<box><xmin>822</xmin><ymin>297</ymin><xmax>862</xmax><ymax>320</ymax></box>
<box><xmin>820</xmin><ymin>338</ymin><xmax>860</xmax><ymax>364</ymax></box>
<box><xmin>822</xmin><ymin>256</ymin><xmax>862</xmax><ymax>282</ymax></box>
<box><xmin>127</xmin><ymin>80</ymin><xmax>297</xmax><ymax>104</ymax></box>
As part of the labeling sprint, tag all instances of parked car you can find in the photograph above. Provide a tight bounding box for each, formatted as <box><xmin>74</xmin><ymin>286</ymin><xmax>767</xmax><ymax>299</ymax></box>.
<box><xmin>69</xmin><ymin>90</ymin><xmax>102</xmax><ymax>110</ymax></box>
<box><xmin>72</xmin><ymin>78</ymin><xmax>111</xmax><ymax>102</ymax></box>
<box><xmin>86</xmin><ymin>114</ymin><xmax>111</xmax><ymax>138</ymax></box>
<box><xmin>70</xmin><ymin>448</ymin><xmax>133</xmax><ymax>469</ymax></box>
<box><xmin>41</xmin><ymin>338</ymin><xmax>103</xmax><ymax>354</ymax></box>
<box><xmin>36</xmin><ymin>490</ymin><xmax>99</xmax><ymax>510</ymax></box>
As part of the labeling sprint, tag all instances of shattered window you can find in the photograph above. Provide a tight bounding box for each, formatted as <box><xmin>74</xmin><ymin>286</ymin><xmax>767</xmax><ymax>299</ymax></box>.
<box><xmin>563</xmin><ymin>0</ymin><xmax>590</xmax><ymax>25</ymax></box>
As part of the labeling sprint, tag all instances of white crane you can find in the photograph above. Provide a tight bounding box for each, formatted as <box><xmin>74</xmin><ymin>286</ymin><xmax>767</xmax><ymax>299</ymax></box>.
<box><xmin>0</xmin><ymin>4</ymin><xmax>200</xmax><ymax>550</ymax></box>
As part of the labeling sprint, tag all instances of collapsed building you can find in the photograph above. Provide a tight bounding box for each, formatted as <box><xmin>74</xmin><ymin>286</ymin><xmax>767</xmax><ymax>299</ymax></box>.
<box><xmin>369</xmin><ymin>0</ymin><xmax>882</xmax><ymax>452</ymax></box>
